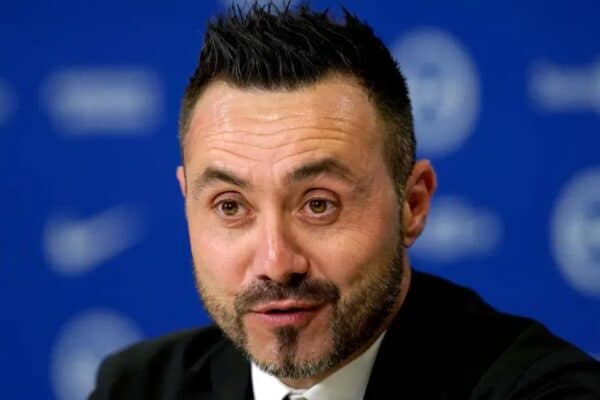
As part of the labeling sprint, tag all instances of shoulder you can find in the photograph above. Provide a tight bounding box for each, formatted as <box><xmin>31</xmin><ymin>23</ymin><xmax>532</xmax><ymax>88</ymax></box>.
<box><xmin>471</xmin><ymin>321</ymin><xmax>600</xmax><ymax>399</ymax></box>
<box><xmin>88</xmin><ymin>325</ymin><xmax>231</xmax><ymax>400</ymax></box>
<box><xmin>413</xmin><ymin>271</ymin><xmax>600</xmax><ymax>398</ymax></box>
<box><xmin>374</xmin><ymin>270</ymin><xmax>600</xmax><ymax>399</ymax></box>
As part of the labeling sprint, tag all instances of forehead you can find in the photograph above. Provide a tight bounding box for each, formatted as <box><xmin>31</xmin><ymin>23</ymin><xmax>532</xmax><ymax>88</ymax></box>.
<box><xmin>182</xmin><ymin>75</ymin><xmax>385</xmax><ymax>173</ymax></box>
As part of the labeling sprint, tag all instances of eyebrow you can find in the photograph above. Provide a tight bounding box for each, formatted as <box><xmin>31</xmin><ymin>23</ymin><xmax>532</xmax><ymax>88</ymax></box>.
<box><xmin>193</xmin><ymin>167</ymin><xmax>249</xmax><ymax>196</ymax></box>
<box><xmin>283</xmin><ymin>157</ymin><xmax>357</xmax><ymax>186</ymax></box>
<box><xmin>192</xmin><ymin>157</ymin><xmax>358</xmax><ymax>196</ymax></box>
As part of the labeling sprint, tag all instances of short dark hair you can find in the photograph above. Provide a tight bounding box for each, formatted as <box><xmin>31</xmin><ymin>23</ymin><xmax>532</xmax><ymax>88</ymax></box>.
<box><xmin>179</xmin><ymin>2</ymin><xmax>415</xmax><ymax>198</ymax></box>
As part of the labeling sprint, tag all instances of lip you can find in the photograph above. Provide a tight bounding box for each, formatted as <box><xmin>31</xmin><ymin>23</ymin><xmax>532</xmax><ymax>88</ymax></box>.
<box><xmin>247</xmin><ymin>301</ymin><xmax>326</xmax><ymax>329</ymax></box>
<box><xmin>250</xmin><ymin>300</ymin><xmax>322</xmax><ymax>314</ymax></box>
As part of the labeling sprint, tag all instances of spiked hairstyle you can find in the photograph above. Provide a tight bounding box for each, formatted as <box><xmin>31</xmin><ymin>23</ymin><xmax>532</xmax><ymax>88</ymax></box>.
<box><xmin>179</xmin><ymin>2</ymin><xmax>416</xmax><ymax>198</ymax></box>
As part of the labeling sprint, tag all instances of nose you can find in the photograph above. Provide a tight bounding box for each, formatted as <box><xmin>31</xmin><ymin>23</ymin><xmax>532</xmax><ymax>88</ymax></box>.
<box><xmin>252</xmin><ymin>213</ymin><xmax>309</xmax><ymax>284</ymax></box>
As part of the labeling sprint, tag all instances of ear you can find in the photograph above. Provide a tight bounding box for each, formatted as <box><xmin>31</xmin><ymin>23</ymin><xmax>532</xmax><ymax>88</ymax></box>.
<box><xmin>176</xmin><ymin>166</ymin><xmax>187</xmax><ymax>198</ymax></box>
<box><xmin>402</xmin><ymin>160</ymin><xmax>437</xmax><ymax>247</ymax></box>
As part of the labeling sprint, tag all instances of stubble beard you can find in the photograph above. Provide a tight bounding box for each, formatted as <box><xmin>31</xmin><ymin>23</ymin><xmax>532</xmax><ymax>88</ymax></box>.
<box><xmin>194</xmin><ymin>240</ymin><xmax>405</xmax><ymax>380</ymax></box>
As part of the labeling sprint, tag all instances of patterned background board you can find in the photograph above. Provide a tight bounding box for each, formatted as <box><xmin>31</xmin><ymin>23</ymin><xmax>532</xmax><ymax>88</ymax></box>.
<box><xmin>1</xmin><ymin>0</ymin><xmax>598</xmax><ymax>398</ymax></box>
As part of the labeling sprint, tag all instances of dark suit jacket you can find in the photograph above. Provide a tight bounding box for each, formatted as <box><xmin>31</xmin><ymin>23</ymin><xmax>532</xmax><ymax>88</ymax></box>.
<box><xmin>89</xmin><ymin>271</ymin><xmax>600</xmax><ymax>399</ymax></box>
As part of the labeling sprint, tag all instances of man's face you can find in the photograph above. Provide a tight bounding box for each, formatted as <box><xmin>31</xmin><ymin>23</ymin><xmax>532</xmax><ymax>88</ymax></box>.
<box><xmin>177</xmin><ymin>75</ymin><xmax>406</xmax><ymax>382</ymax></box>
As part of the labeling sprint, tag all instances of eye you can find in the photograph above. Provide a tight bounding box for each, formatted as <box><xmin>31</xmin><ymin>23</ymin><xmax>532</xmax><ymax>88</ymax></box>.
<box><xmin>300</xmin><ymin>195</ymin><xmax>339</xmax><ymax>222</ymax></box>
<box><xmin>213</xmin><ymin>196</ymin><xmax>251</xmax><ymax>222</ymax></box>
<box><xmin>218</xmin><ymin>200</ymin><xmax>240</xmax><ymax>216</ymax></box>
<box><xmin>308</xmin><ymin>199</ymin><xmax>329</xmax><ymax>214</ymax></box>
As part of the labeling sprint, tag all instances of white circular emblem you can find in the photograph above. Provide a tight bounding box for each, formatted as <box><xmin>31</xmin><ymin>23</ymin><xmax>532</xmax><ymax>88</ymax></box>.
<box><xmin>391</xmin><ymin>28</ymin><xmax>480</xmax><ymax>157</ymax></box>
<box><xmin>551</xmin><ymin>167</ymin><xmax>600</xmax><ymax>297</ymax></box>
<box><xmin>50</xmin><ymin>310</ymin><xmax>143</xmax><ymax>400</ymax></box>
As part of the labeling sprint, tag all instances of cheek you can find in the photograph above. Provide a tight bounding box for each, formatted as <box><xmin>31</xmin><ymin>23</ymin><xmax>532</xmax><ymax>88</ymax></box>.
<box><xmin>304</xmin><ymin>205</ymin><xmax>400</xmax><ymax>289</ymax></box>
<box><xmin>187</xmin><ymin>219</ymin><xmax>251</xmax><ymax>295</ymax></box>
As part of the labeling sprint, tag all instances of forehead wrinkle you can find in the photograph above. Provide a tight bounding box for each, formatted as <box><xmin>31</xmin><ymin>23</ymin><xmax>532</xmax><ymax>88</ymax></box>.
<box><xmin>271</xmin><ymin>147</ymin><xmax>332</xmax><ymax>167</ymax></box>
<box><xmin>205</xmin><ymin>147</ymin><xmax>262</xmax><ymax>163</ymax></box>
<box><xmin>270</xmin><ymin>151</ymin><xmax>374</xmax><ymax>199</ymax></box>
<box><xmin>198</xmin><ymin>113</ymin><xmax>369</xmax><ymax>139</ymax></box>
<box><xmin>191</xmin><ymin>104</ymin><xmax>313</xmax><ymax>133</ymax></box>
<box><xmin>224</xmin><ymin>110</ymin><xmax>374</xmax><ymax>132</ymax></box>
<box><xmin>205</xmin><ymin>96</ymin><xmax>365</xmax><ymax>120</ymax></box>
<box><xmin>190</xmin><ymin>113</ymin><xmax>303</xmax><ymax>134</ymax></box>
<box><xmin>284</xmin><ymin>157</ymin><xmax>355</xmax><ymax>185</ymax></box>
<box><xmin>202</xmin><ymin>125</ymin><xmax>361</xmax><ymax>139</ymax></box>
<box><xmin>204</xmin><ymin>132</ymin><xmax>355</xmax><ymax>153</ymax></box>
<box><xmin>186</xmin><ymin>79</ymin><xmax>381</xmax><ymax>153</ymax></box>
<box><xmin>191</xmin><ymin>99</ymin><xmax>376</xmax><ymax>139</ymax></box>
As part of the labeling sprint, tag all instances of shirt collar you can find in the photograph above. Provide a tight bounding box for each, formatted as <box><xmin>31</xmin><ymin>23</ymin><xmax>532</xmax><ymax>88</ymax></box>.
<box><xmin>251</xmin><ymin>331</ymin><xmax>386</xmax><ymax>400</ymax></box>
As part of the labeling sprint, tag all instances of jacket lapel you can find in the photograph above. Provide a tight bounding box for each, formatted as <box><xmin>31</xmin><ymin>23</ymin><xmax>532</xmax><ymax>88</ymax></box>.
<box><xmin>183</xmin><ymin>338</ymin><xmax>252</xmax><ymax>400</ymax></box>
<box><xmin>363</xmin><ymin>271</ymin><xmax>446</xmax><ymax>399</ymax></box>
<box><xmin>210</xmin><ymin>343</ymin><xmax>253</xmax><ymax>400</ymax></box>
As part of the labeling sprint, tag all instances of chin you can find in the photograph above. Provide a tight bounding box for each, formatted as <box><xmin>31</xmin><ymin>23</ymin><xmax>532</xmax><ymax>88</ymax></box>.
<box><xmin>246</xmin><ymin>325</ymin><xmax>335</xmax><ymax>378</ymax></box>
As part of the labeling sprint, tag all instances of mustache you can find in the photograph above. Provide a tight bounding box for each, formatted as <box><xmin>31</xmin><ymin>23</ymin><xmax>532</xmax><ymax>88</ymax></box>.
<box><xmin>234</xmin><ymin>277</ymin><xmax>340</xmax><ymax>314</ymax></box>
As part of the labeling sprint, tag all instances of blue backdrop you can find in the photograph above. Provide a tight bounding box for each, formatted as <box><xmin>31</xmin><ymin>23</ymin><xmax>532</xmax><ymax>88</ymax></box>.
<box><xmin>1</xmin><ymin>1</ymin><xmax>599</xmax><ymax>399</ymax></box>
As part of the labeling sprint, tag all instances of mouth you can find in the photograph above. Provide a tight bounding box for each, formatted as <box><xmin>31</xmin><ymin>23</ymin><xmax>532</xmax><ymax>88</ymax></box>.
<box><xmin>248</xmin><ymin>301</ymin><xmax>325</xmax><ymax>328</ymax></box>
<box><xmin>263</xmin><ymin>307</ymin><xmax>314</xmax><ymax>314</ymax></box>
<box><xmin>252</xmin><ymin>300</ymin><xmax>321</xmax><ymax>313</ymax></box>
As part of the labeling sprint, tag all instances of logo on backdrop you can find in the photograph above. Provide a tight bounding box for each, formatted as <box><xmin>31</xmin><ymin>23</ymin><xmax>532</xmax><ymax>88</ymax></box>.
<box><xmin>411</xmin><ymin>196</ymin><xmax>502</xmax><ymax>263</ymax></box>
<box><xmin>551</xmin><ymin>167</ymin><xmax>600</xmax><ymax>297</ymax></box>
<box><xmin>51</xmin><ymin>310</ymin><xmax>143</xmax><ymax>400</ymax></box>
<box><xmin>0</xmin><ymin>78</ymin><xmax>16</xmax><ymax>126</ymax></box>
<box><xmin>43</xmin><ymin>204</ymin><xmax>147</xmax><ymax>276</ymax></box>
<box><xmin>40</xmin><ymin>67</ymin><xmax>163</xmax><ymax>135</ymax></box>
<box><xmin>391</xmin><ymin>28</ymin><xmax>480</xmax><ymax>157</ymax></box>
<box><xmin>529</xmin><ymin>57</ymin><xmax>600</xmax><ymax>113</ymax></box>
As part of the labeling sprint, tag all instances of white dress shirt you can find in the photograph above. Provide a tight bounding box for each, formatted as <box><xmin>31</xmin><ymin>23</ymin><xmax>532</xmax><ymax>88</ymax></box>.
<box><xmin>251</xmin><ymin>331</ymin><xmax>386</xmax><ymax>400</ymax></box>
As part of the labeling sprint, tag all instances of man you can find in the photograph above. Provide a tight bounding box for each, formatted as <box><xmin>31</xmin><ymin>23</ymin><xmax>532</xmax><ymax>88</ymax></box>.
<box><xmin>90</xmin><ymin>3</ymin><xmax>600</xmax><ymax>399</ymax></box>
